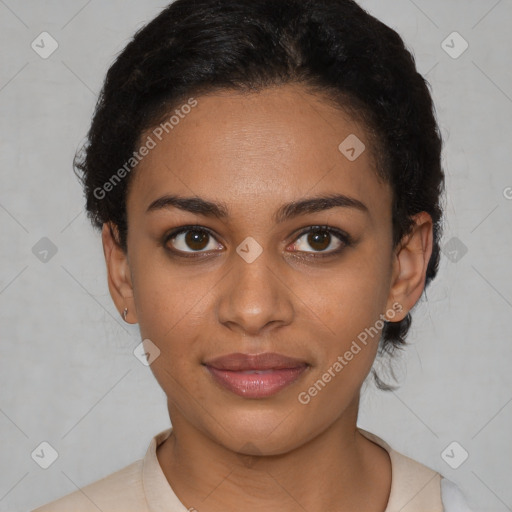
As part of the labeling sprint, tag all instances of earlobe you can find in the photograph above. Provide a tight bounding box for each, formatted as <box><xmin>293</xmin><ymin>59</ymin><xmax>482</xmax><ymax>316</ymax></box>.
<box><xmin>386</xmin><ymin>212</ymin><xmax>434</xmax><ymax>322</ymax></box>
<box><xmin>101</xmin><ymin>222</ymin><xmax>137</xmax><ymax>323</ymax></box>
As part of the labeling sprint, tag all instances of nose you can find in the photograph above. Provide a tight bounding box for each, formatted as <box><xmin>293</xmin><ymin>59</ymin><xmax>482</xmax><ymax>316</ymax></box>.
<box><xmin>216</xmin><ymin>247</ymin><xmax>294</xmax><ymax>337</ymax></box>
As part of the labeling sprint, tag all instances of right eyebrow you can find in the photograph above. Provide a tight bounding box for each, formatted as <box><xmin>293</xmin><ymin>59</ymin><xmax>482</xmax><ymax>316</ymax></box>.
<box><xmin>146</xmin><ymin>195</ymin><xmax>229</xmax><ymax>219</ymax></box>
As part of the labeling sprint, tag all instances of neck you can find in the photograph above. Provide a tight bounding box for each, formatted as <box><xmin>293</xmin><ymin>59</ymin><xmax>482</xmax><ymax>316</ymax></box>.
<box><xmin>156</xmin><ymin>399</ymin><xmax>391</xmax><ymax>512</ymax></box>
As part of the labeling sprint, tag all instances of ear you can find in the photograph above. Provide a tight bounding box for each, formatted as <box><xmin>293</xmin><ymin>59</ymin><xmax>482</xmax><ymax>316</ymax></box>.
<box><xmin>102</xmin><ymin>222</ymin><xmax>138</xmax><ymax>324</ymax></box>
<box><xmin>385</xmin><ymin>212</ymin><xmax>434</xmax><ymax>322</ymax></box>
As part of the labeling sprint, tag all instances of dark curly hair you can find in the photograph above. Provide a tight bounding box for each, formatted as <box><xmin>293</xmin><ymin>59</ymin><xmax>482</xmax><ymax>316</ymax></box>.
<box><xmin>74</xmin><ymin>0</ymin><xmax>445</xmax><ymax>390</ymax></box>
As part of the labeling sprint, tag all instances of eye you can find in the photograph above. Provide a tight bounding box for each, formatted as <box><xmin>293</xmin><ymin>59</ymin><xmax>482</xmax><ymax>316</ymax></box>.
<box><xmin>290</xmin><ymin>226</ymin><xmax>352</xmax><ymax>255</ymax></box>
<box><xmin>164</xmin><ymin>226</ymin><xmax>222</xmax><ymax>254</ymax></box>
<box><xmin>163</xmin><ymin>224</ymin><xmax>353</xmax><ymax>259</ymax></box>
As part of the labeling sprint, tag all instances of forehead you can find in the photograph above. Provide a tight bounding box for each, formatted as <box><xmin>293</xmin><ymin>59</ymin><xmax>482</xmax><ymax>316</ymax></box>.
<box><xmin>128</xmin><ymin>84</ymin><xmax>391</xmax><ymax>224</ymax></box>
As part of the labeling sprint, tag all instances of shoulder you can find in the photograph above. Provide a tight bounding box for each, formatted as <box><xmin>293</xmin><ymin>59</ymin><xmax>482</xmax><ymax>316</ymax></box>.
<box><xmin>32</xmin><ymin>459</ymin><xmax>146</xmax><ymax>512</ymax></box>
<box><xmin>441</xmin><ymin>477</ymin><xmax>474</xmax><ymax>512</ymax></box>
<box><xmin>359</xmin><ymin>428</ymin><xmax>444</xmax><ymax>510</ymax></box>
<box><xmin>358</xmin><ymin>428</ymin><xmax>474</xmax><ymax>512</ymax></box>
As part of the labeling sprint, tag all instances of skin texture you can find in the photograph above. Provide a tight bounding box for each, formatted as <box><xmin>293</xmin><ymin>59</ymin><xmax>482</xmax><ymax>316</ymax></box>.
<box><xmin>102</xmin><ymin>83</ymin><xmax>433</xmax><ymax>512</ymax></box>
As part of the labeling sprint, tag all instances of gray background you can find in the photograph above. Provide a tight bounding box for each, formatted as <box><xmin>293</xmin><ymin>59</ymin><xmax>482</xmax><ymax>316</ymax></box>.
<box><xmin>0</xmin><ymin>0</ymin><xmax>511</xmax><ymax>510</ymax></box>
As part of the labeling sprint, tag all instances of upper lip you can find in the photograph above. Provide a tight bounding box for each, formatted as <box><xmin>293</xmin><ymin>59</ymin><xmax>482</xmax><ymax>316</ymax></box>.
<box><xmin>204</xmin><ymin>352</ymin><xmax>308</xmax><ymax>371</ymax></box>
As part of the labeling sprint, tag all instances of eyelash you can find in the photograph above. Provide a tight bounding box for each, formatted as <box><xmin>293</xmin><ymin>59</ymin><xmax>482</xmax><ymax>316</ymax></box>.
<box><xmin>162</xmin><ymin>225</ymin><xmax>354</xmax><ymax>260</ymax></box>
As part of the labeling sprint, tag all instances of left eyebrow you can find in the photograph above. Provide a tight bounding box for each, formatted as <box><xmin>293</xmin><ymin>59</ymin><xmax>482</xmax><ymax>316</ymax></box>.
<box><xmin>273</xmin><ymin>193</ymin><xmax>369</xmax><ymax>223</ymax></box>
<box><xmin>145</xmin><ymin>193</ymin><xmax>369</xmax><ymax>222</ymax></box>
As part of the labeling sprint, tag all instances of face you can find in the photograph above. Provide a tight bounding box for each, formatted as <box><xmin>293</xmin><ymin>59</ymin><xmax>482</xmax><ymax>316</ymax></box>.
<box><xmin>103</xmin><ymin>83</ymin><xmax>432</xmax><ymax>455</ymax></box>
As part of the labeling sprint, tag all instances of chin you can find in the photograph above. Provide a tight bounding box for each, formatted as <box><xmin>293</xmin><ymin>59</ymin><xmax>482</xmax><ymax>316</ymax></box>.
<box><xmin>198</xmin><ymin>404</ymin><xmax>316</xmax><ymax>456</ymax></box>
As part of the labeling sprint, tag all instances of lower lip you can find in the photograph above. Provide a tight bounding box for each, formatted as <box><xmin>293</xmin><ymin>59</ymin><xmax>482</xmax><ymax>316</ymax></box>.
<box><xmin>205</xmin><ymin>365</ymin><xmax>308</xmax><ymax>398</ymax></box>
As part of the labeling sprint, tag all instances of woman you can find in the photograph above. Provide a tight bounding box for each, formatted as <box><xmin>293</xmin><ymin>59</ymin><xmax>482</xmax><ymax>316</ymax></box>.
<box><xmin>34</xmin><ymin>0</ymin><xmax>472</xmax><ymax>510</ymax></box>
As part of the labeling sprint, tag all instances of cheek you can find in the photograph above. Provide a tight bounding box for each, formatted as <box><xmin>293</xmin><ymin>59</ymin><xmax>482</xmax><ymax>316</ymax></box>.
<box><xmin>297</xmin><ymin>250</ymin><xmax>390</xmax><ymax>387</ymax></box>
<box><xmin>308</xmin><ymin>251</ymin><xmax>390</xmax><ymax>333</ymax></box>
<box><xmin>296</xmin><ymin>279</ymin><xmax>384</xmax><ymax>419</ymax></box>
<box><xmin>132</xmin><ymin>268</ymin><xmax>208</xmax><ymax>401</ymax></box>
<box><xmin>130</xmin><ymin>246</ymin><xmax>208</xmax><ymax>338</ymax></box>
<box><xmin>129</xmin><ymin>254</ymin><xmax>218</xmax><ymax>398</ymax></box>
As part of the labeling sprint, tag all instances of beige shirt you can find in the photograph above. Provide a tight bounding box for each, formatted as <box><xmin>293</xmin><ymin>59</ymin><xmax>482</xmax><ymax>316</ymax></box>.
<box><xmin>33</xmin><ymin>428</ymin><xmax>463</xmax><ymax>512</ymax></box>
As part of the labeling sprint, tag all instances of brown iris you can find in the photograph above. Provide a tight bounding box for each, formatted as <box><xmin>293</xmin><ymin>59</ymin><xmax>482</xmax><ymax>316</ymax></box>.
<box><xmin>307</xmin><ymin>230</ymin><xmax>330</xmax><ymax>251</ymax></box>
<box><xmin>185</xmin><ymin>230</ymin><xmax>209</xmax><ymax>251</ymax></box>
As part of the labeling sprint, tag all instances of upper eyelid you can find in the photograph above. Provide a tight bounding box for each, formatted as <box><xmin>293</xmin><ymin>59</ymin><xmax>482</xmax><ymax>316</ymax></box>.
<box><xmin>165</xmin><ymin>225</ymin><xmax>219</xmax><ymax>243</ymax></box>
<box><xmin>293</xmin><ymin>225</ymin><xmax>350</xmax><ymax>240</ymax></box>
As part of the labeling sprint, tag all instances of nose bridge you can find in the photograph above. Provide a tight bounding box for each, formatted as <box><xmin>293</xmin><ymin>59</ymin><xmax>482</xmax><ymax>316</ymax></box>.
<box><xmin>216</xmin><ymin>243</ymin><xmax>293</xmax><ymax>334</ymax></box>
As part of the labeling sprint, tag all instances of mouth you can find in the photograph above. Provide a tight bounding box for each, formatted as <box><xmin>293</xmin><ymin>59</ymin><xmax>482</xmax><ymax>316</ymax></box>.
<box><xmin>203</xmin><ymin>352</ymin><xmax>310</xmax><ymax>399</ymax></box>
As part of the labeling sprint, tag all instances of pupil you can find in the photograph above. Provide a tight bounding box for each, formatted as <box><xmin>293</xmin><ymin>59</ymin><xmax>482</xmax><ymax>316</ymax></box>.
<box><xmin>308</xmin><ymin>230</ymin><xmax>330</xmax><ymax>251</ymax></box>
<box><xmin>185</xmin><ymin>230</ymin><xmax>208</xmax><ymax>251</ymax></box>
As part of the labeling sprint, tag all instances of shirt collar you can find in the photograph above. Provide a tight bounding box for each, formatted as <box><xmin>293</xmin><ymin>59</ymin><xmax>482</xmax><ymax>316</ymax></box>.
<box><xmin>142</xmin><ymin>427</ymin><xmax>440</xmax><ymax>512</ymax></box>
<box><xmin>142</xmin><ymin>428</ymin><xmax>189</xmax><ymax>512</ymax></box>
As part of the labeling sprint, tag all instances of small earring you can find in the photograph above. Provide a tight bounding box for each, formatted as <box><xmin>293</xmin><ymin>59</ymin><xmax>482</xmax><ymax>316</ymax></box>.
<box><xmin>122</xmin><ymin>307</ymin><xmax>128</xmax><ymax>322</ymax></box>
